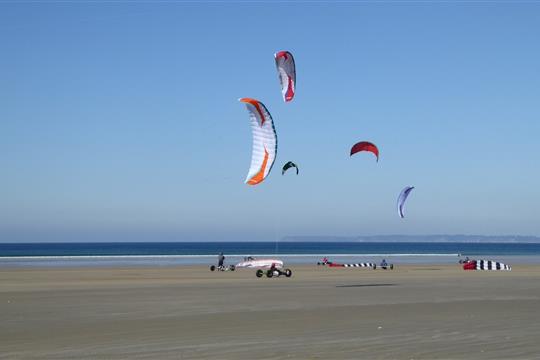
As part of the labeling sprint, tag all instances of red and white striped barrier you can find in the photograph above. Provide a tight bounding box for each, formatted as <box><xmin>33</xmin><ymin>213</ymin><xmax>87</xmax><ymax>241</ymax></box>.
<box><xmin>463</xmin><ymin>260</ymin><xmax>511</xmax><ymax>271</ymax></box>
<box><xmin>328</xmin><ymin>263</ymin><xmax>376</xmax><ymax>269</ymax></box>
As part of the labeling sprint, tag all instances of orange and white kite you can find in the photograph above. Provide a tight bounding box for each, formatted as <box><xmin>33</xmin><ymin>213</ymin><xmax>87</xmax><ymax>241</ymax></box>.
<box><xmin>239</xmin><ymin>98</ymin><xmax>278</xmax><ymax>185</ymax></box>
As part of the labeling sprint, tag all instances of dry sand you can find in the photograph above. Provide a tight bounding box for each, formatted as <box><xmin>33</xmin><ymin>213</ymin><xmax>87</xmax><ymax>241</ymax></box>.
<box><xmin>1</xmin><ymin>264</ymin><xmax>539</xmax><ymax>359</ymax></box>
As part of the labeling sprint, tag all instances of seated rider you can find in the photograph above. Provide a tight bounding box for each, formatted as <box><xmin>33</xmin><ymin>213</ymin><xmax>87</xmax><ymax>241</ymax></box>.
<box><xmin>218</xmin><ymin>252</ymin><xmax>225</xmax><ymax>268</ymax></box>
<box><xmin>381</xmin><ymin>259</ymin><xmax>388</xmax><ymax>268</ymax></box>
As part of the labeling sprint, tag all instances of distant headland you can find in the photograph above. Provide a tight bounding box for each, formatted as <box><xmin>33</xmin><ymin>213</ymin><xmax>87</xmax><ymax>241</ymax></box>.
<box><xmin>281</xmin><ymin>235</ymin><xmax>540</xmax><ymax>243</ymax></box>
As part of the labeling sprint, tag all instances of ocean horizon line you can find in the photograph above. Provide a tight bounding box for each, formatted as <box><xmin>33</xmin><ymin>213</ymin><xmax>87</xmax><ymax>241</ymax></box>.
<box><xmin>0</xmin><ymin>253</ymin><xmax>462</xmax><ymax>260</ymax></box>
<box><xmin>2</xmin><ymin>239</ymin><xmax>540</xmax><ymax>244</ymax></box>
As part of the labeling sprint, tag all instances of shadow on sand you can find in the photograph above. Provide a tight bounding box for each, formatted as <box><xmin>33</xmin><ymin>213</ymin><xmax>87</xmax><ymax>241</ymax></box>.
<box><xmin>336</xmin><ymin>283</ymin><xmax>397</xmax><ymax>288</ymax></box>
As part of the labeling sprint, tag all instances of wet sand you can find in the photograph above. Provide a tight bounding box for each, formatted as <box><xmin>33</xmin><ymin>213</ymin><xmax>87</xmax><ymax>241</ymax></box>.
<box><xmin>1</xmin><ymin>265</ymin><xmax>539</xmax><ymax>359</ymax></box>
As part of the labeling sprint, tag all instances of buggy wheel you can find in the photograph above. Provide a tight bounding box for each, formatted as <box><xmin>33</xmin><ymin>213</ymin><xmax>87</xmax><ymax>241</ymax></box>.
<box><xmin>390</xmin><ymin>264</ymin><xmax>394</xmax><ymax>270</ymax></box>
<box><xmin>256</xmin><ymin>269</ymin><xmax>263</xmax><ymax>278</ymax></box>
<box><xmin>210</xmin><ymin>265</ymin><xmax>216</xmax><ymax>271</ymax></box>
<box><xmin>285</xmin><ymin>269</ymin><xmax>292</xmax><ymax>277</ymax></box>
<box><xmin>230</xmin><ymin>265</ymin><xmax>236</xmax><ymax>271</ymax></box>
<box><xmin>266</xmin><ymin>269</ymin><xmax>273</xmax><ymax>278</ymax></box>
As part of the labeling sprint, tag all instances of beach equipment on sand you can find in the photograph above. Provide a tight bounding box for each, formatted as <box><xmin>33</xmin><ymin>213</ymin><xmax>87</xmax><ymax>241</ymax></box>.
<box><xmin>319</xmin><ymin>257</ymin><xmax>393</xmax><ymax>270</ymax></box>
<box><xmin>210</xmin><ymin>264</ymin><xmax>235</xmax><ymax>272</ymax></box>
<box><xmin>342</xmin><ymin>263</ymin><xmax>377</xmax><ymax>268</ymax></box>
<box><xmin>236</xmin><ymin>258</ymin><xmax>291</xmax><ymax>278</ymax></box>
<box><xmin>328</xmin><ymin>262</ymin><xmax>377</xmax><ymax>269</ymax></box>
<box><xmin>463</xmin><ymin>260</ymin><xmax>511</xmax><ymax>271</ymax></box>
<box><xmin>236</xmin><ymin>258</ymin><xmax>284</xmax><ymax>269</ymax></box>
<box><xmin>257</xmin><ymin>266</ymin><xmax>293</xmax><ymax>278</ymax></box>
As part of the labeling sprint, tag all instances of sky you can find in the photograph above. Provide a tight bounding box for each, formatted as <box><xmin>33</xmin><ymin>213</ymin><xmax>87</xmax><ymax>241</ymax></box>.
<box><xmin>1</xmin><ymin>1</ymin><xmax>539</xmax><ymax>242</ymax></box>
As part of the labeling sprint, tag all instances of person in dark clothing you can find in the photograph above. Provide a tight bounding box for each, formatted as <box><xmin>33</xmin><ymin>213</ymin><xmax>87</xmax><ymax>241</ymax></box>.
<box><xmin>218</xmin><ymin>252</ymin><xmax>225</xmax><ymax>268</ymax></box>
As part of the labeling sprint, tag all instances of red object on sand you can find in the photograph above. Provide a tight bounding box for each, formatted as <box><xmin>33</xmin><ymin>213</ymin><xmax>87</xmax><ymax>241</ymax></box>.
<box><xmin>328</xmin><ymin>263</ymin><xmax>344</xmax><ymax>267</ymax></box>
<box><xmin>463</xmin><ymin>261</ymin><xmax>476</xmax><ymax>270</ymax></box>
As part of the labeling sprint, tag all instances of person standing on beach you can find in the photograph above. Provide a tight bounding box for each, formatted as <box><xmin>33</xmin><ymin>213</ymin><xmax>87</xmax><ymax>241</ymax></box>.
<box><xmin>218</xmin><ymin>252</ymin><xmax>225</xmax><ymax>268</ymax></box>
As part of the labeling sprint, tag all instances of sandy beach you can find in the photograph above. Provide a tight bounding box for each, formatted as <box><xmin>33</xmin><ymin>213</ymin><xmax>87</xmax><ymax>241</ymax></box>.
<box><xmin>1</xmin><ymin>264</ymin><xmax>539</xmax><ymax>359</ymax></box>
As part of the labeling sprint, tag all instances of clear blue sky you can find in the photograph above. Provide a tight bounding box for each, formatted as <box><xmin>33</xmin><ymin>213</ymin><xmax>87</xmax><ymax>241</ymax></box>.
<box><xmin>1</xmin><ymin>2</ymin><xmax>539</xmax><ymax>242</ymax></box>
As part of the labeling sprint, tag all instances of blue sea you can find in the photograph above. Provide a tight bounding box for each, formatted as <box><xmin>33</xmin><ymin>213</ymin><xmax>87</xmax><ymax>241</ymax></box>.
<box><xmin>1</xmin><ymin>242</ymin><xmax>540</xmax><ymax>267</ymax></box>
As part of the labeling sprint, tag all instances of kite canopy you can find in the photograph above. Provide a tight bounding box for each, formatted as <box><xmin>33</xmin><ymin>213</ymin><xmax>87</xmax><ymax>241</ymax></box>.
<box><xmin>275</xmin><ymin>51</ymin><xmax>296</xmax><ymax>102</ymax></box>
<box><xmin>350</xmin><ymin>141</ymin><xmax>379</xmax><ymax>162</ymax></box>
<box><xmin>239</xmin><ymin>98</ymin><xmax>278</xmax><ymax>186</ymax></box>
<box><xmin>397</xmin><ymin>186</ymin><xmax>414</xmax><ymax>218</ymax></box>
<box><xmin>282</xmin><ymin>161</ymin><xmax>299</xmax><ymax>175</ymax></box>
